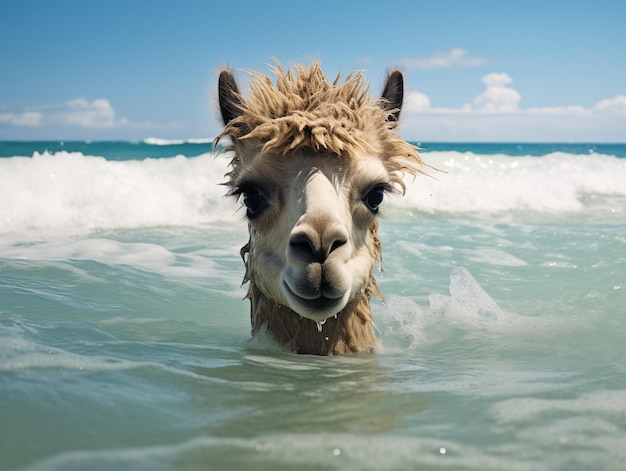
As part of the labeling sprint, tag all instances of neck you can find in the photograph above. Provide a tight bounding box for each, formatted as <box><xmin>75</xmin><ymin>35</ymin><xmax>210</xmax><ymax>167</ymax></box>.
<box><xmin>247</xmin><ymin>281</ymin><xmax>377</xmax><ymax>355</ymax></box>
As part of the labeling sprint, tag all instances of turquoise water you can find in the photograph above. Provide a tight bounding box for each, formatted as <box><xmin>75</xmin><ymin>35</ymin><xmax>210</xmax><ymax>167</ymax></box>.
<box><xmin>1</xmin><ymin>141</ymin><xmax>625</xmax><ymax>470</ymax></box>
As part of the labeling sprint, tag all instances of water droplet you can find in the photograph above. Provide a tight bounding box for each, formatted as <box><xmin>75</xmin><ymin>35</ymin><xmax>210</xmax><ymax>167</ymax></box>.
<box><xmin>316</xmin><ymin>319</ymin><xmax>326</xmax><ymax>332</ymax></box>
<box><xmin>255</xmin><ymin>443</ymin><xmax>265</xmax><ymax>451</ymax></box>
<box><xmin>333</xmin><ymin>313</ymin><xmax>338</xmax><ymax>319</ymax></box>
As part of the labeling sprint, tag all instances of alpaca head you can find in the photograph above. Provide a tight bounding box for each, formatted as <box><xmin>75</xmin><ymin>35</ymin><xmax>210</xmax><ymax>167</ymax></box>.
<box><xmin>216</xmin><ymin>63</ymin><xmax>425</xmax><ymax>327</ymax></box>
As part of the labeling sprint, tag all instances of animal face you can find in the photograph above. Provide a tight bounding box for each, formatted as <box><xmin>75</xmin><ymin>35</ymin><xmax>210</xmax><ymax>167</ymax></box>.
<box><xmin>216</xmin><ymin>63</ymin><xmax>424</xmax><ymax>326</ymax></box>
<box><xmin>231</xmin><ymin>150</ymin><xmax>389</xmax><ymax>321</ymax></box>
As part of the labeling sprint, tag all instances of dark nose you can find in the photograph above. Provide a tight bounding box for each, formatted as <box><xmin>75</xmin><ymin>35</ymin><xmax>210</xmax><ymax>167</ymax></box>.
<box><xmin>288</xmin><ymin>228</ymin><xmax>348</xmax><ymax>263</ymax></box>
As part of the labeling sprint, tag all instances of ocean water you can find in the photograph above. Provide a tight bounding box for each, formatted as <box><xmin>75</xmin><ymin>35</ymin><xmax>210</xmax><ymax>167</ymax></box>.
<box><xmin>1</xmin><ymin>140</ymin><xmax>625</xmax><ymax>470</ymax></box>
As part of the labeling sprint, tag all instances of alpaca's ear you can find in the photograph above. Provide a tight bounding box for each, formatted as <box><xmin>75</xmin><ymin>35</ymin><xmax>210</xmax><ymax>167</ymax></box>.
<box><xmin>381</xmin><ymin>70</ymin><xmax>403</xmax><ymax>123</ymax></box>
<box><xmin>218</xmin><ymin>70</ymin><xmax>243</xmax><ymax>125</ymax></box>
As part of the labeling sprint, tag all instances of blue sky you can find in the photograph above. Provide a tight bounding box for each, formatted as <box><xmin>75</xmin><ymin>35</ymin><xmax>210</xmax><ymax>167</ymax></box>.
<box><xmin>1</xmin><ymin>0</ymin><xmax>625</xmax><ymax>142</ymax></box>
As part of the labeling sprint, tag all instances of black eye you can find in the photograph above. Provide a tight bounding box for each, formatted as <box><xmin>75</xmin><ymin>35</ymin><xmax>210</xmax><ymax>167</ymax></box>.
<box><xmin>363</xmin><ymin>186</ymin><xmax>385</xmax><ymax>213</ymax></box>
<box><xmin>242</xmin><ymin>189</ymin><xmax>267</xmax><ymax>218</ymax></box>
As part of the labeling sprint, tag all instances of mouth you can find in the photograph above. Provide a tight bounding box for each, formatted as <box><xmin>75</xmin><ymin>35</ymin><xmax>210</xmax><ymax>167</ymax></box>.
<box><xmin>282</xmin><ymin>280</ymin><xmax>349</xmax><ymax>321</ymax></box>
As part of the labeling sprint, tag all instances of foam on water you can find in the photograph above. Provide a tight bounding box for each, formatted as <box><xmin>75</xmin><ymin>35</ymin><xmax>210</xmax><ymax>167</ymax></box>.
<box><xmin>2</xmin><ymin>236</ymin><xmax>220</xmax><ymax>280</ymax></box>
<box><xmin>0</xmin><ymin>151</ymin><xmax>237</xmax><ymax>236</ymax></box>
<box><xmin>142</xmin><ymin>137</ymin><xmax>215</xmax><ymax>146</ymax></box>
<box><xmin>376</xmin><ymin>267</ymin><xmax>558</xmax><ymax>356</ymax></box>
<box><xmin>1</xmin><ymin>150</ymin><xmax>625</xmax><ymax>241</ymax></box>
<box><xmin>401</xmin><ymin>150</ymin><xmax>626</xmax><ymax>217</ymax></box>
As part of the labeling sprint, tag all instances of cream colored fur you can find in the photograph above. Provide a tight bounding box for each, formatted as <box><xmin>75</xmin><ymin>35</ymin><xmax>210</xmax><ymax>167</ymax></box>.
<box><xmin>215</xmin><ymin>62</ymin><xmax>426</xmax><ymax>355</ymax></box>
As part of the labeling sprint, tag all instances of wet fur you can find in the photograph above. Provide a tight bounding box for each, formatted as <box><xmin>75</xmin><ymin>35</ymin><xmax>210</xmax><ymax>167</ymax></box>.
<box><xmin>215</xmin><ymin>62</ymin><xmax>426</xmax><ymax>355</ymax></box>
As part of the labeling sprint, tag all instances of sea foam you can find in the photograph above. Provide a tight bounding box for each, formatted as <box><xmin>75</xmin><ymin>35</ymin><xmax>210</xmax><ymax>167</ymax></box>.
<box><xmin>401</xmin><ymin>150</ymin><xmax>626</xmax><ymax>217</ymax></box>
<box><xmin>143</xmin><ymin>137</ymin><xmax>215</xmax><ymax>146</ymax></box>
<box><xmin>0</xmin><ymin>151</ymin><xmax>236</xmax><ymax>235</ymax></box>
<box><xmin>1</xmin><ymin>150</ymin><xmax>625</xmax><ymax>237</ymax></box>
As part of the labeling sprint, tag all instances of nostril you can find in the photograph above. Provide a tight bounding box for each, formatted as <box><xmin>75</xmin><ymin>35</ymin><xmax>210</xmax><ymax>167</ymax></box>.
<box><xmin>288</xmin><ymin>229</ymin><xmax>349</xmax><ymax>263</ymax></box>
<box><xmin>290</xmin><ymin>233</ymin><xmax>311</xmax><ymax>248</ymax></box>
<box><xmin>329</xmin><ymin>237</ymin><xmax>347</xmax><ymax>254</ymax></box>
<box><xmin>289</xmin><ymin>232</ymin><xmax>317</xmax><ymax>258</ymax></box>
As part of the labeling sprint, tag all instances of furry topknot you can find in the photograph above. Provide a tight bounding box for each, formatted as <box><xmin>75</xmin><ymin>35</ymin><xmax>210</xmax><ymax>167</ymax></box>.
<box><xmin>216</xmin><ymin>62</ymin><xmax>427</xmax><ymax>193</ymax></box>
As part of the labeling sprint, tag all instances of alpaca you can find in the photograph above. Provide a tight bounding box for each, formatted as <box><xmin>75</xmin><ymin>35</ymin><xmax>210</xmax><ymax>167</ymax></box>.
<box><xmin>216</xmin><ymin>62</ymin><xmax>426</xmax><ymax>355</ymax></box>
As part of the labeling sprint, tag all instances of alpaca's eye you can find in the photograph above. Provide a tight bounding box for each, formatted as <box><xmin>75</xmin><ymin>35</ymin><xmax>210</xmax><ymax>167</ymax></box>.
<box><xmin>242</xmin><ymin>190</ymin><xmax>267</xmax><ymax>218</ymax></box>
<box><xmin>363</xmin><ymin>186</ymin><xmax>385</xmax><ymax>213</ymax></box>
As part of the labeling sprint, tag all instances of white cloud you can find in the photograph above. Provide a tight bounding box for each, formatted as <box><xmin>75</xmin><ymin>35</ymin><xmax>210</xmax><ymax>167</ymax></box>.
<box><xmin>0</xmin><ymin>98</ymin><xmax>129</xmax><ymax>129</ymax></box>
<box><xmin>594</xmin><ymin>95</ymin><xmax>626</xmax><ymax>113</ymax></box>
<box><xmin>473</xmin><ymin>73</ymin><xmax>521</xmax><ymax>112</ymax></box>
<box><xmin>481</xmin><ymin>73</ymin><xmax>513</xmax><ymax>88</ymax></box>
<box><xmin>405</xmin><ymin>91</ymin><xmax>431</xmax><ymax>112</ymax></box>
<box><xmin>399</xmin><ymin>48</ymin><xmax>487</xmax><ymax>70</ymax></box>
<box><xmin>53</xmin><ymin>98</ymin><xmax>126</xmax><ymax>128</ymax></box>
<box><xmin>401</xmin><ymin>73</ymin><xmax>626</xmax><ymax>142</ymax></box>
<box><xmin>525</xmin><ymin>105</ymin><xmax>587</xmax><ymax>114</ymax></box>
<box><xmin>0</xmin><ymin>111</ymin><xmax>43</xmax><ymax>127</ymax></box>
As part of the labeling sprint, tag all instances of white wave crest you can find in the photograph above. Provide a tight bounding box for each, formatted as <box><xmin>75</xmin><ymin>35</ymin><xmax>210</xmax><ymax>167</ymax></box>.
<box><xmin>143</xmin><ymin>137</ymin><xmax>214</xmax><ymax>145</ymax></box>
<box><xmin>1</xmin><ymin>150</ymin><xmax>624</xmax><ymax>238</ymax></box>
<box><xmin>0</xmin><ymin>151</ymin><xmax>237</xmax><ymax>235</ymax></box>
<box><xmin>399</xmin><ymin>151</ymin><xmax>626</xmax><ymax>216</ymax></box>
